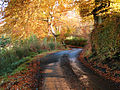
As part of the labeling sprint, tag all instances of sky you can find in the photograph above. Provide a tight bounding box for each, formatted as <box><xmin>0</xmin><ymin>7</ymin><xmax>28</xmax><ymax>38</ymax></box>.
<box><xmin>0</xmin><ymin>0</ymin><xmax>10</xmax><ymax>26</ymax></box>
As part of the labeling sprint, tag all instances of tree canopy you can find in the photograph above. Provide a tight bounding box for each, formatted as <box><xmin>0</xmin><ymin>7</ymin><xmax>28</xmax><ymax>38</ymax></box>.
<box><xmin>0</xmin><ymin>0</ymin><xmax>120</xmax><ymax>40</ymax></box>
<box><xmin>1</xmin><ymin>0</ymin><xmax>77</xmax><ymax>40</ymax></box>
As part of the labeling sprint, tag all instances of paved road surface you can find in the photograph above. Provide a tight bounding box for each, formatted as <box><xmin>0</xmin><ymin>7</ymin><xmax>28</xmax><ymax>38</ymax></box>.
<box><xmin>41</xmin><ymin>49</ymin><xmax>118</xmax><ymax>90</ymax></box>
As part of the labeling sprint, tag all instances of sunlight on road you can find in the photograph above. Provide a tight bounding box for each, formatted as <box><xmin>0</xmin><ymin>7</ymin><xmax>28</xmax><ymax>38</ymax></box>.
<box><xmin>79</xmin><ymin>75</ymin><xmax>89</xmax><ymax>87</ymax></box>
<box><xmin>48</xmin><ymin>63</ymin><xmax>54</xmax><ymax>66</ymax></box>
<box><xmin>68</xmin><ymin>49</ymin><xmax>90</xmax><ymax>87</ymax></box>
<box><xmin>42</xmin><ymin>62</ymin><xmax>71</xmax><ymax>90</ymax></box>
<box><xmin>44</xmin><ymin>69</ymin><xmax>53</xmax><ymax>73</ymax></box>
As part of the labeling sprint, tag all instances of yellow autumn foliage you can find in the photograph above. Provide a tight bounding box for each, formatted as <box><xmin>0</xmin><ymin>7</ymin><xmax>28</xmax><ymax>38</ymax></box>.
<box><xmin>3</xmin><ymin>0</ymin><xmax>76</xmax><ymax>40</ymax></box>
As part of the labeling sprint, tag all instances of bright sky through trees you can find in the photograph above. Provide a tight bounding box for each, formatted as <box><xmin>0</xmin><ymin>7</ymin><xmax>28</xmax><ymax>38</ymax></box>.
<box><xmin>0</xmin><ymin>0</ymin><xmax>10</xmax><ymax>26</ymax></box>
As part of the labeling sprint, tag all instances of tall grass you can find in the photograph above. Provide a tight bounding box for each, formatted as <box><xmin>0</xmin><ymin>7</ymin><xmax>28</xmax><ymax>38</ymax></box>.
<box><xmin>0</xmin><ymin>35</ymin><xmax>64</xmax><ymax>76</ymax></box>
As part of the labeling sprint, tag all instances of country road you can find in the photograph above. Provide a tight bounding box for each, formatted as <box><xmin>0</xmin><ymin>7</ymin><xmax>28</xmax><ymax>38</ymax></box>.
<box><xmin>40</xmin><ymin>49</ymin><xmax>118</xmax><ymax>90</ymax></box>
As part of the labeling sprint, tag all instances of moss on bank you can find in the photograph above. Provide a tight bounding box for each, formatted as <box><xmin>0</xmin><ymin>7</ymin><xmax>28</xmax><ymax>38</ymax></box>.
<box><xmin>91</xmin><ymin>13</ymin><xmax>120</xmax><ymax>66</ymax></box>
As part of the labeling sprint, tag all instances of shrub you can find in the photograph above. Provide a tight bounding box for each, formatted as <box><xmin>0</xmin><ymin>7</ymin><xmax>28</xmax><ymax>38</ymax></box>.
<box><xmin>64</xmin><ymin>36</ymin><xmax>87</xmax><ymax>47</ymax></box>
<box><xmin>0</xmin><ymin>35</ymin><xmax>42</xmax><ymax>76</ymax></box>
<box><xmin>0</xmin><ymin>35</ymin><xmax>64</xmax><ymax>76</ymax></box>
<box><xmin>0</xmin><ymin>36</ymin><xmax>11</xmax><ymax>48</ymax></box>
<box><xmin>48</xmin><ymin>42</ymin><xmax>55</xmax><ymax>50</ymax></box>
<box><xmin>48</xmin><ymin>38</ymin><xmax>55</xmax><ymax>50</ymax></box>
<box><xmin>90</xmin><ymin>13</ymin><xmax>120</xmax><ymax>65</ymax></box>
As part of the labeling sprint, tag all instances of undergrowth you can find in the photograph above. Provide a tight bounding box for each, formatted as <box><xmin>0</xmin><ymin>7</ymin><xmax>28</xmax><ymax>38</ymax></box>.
<box><xmin>0</xmin><ymin>35</ymin><xmax>64</xmax><ymax>77</ymax></box>
<box><xmin>64</xmin><ymin>36</ymin><xmax>87</xmax><ymax>47</ymax></box>
<box><xmin>90</xmin><ymin>13</ymin><xmax>120</xmax><ymax>70</ymax></box>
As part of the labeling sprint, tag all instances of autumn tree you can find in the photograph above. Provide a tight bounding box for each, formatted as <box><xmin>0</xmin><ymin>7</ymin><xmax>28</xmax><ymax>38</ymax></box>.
<box><xmin>2</xmin><ymin>0</ymin><xmax>77</xmax><ymax>40</ymax></box>
<box><xmin>75</xmin><ymin>0</ymin><xmax>120</xmax><ymax>26</ymax></box>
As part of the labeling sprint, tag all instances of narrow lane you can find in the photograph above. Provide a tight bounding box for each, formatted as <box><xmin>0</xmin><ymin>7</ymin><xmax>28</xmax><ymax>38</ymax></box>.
<box><xmin>41</xmin><ymin>49</ymin><xmax>81</xmax><ymax>90</ymax></box>
<box><xmin>41</xmin><ymin>49</ymin><xmax>118</xmax><ymax>90</ymax></box>
<box><xmin>68</xmin><ymin>49</ymin><xmax>117</xmax><ymax>90</ymax></box>
<box><xmin>42</xmin><ymin>62</ymin><xmax>72</xmax><ymax>90</ymax></box>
